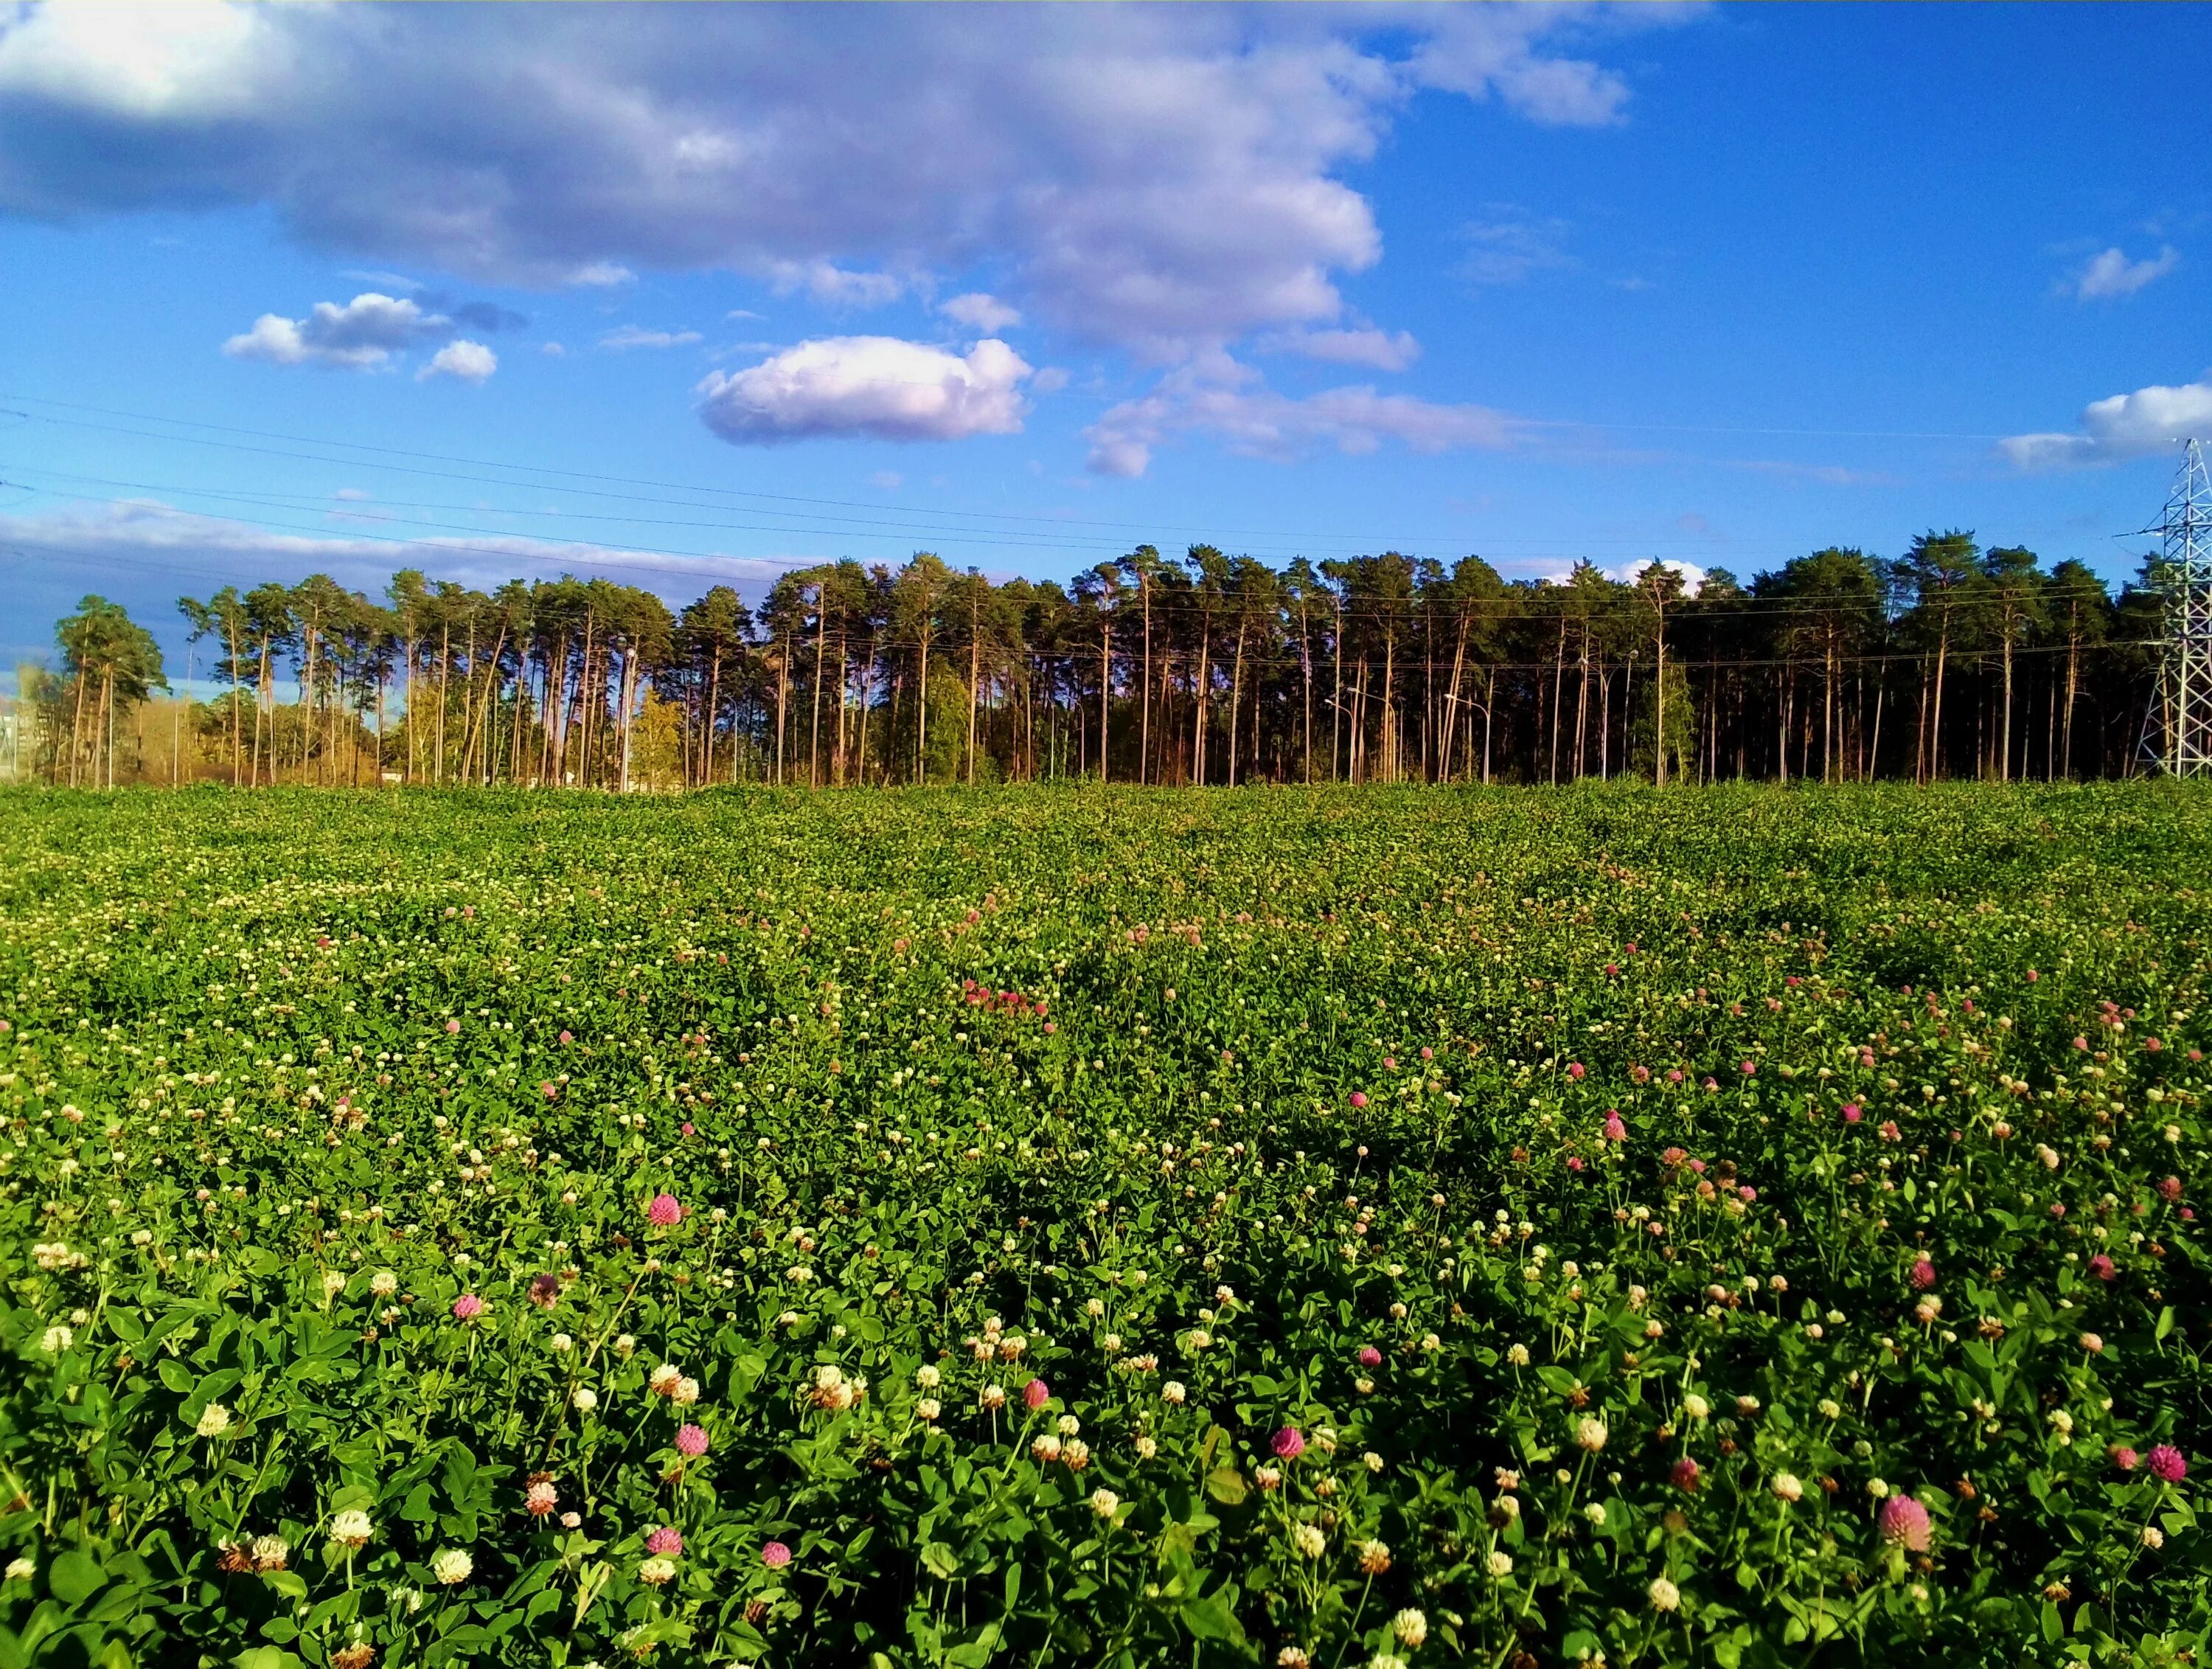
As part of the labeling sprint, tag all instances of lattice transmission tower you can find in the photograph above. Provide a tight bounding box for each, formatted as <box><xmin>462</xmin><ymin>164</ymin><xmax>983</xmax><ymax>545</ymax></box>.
<box><xmin>2140</xmin><ymin>438</ymin><xmax>2212</xmax><ymax>776</ymax></box>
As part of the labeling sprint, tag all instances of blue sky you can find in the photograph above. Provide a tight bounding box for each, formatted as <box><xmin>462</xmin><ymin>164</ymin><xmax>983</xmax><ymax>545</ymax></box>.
<box><xmin>1</xmin><ymin>2</ymin><xmax>2207</xmax><ymax>690</ymax></box>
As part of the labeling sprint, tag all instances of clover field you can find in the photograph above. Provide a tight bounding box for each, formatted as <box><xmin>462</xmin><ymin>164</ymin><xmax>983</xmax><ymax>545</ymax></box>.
<box><xmin>2</xmin><ymin>783</ymin><xmax>2210</xmax><ymax>1669</ymax></box>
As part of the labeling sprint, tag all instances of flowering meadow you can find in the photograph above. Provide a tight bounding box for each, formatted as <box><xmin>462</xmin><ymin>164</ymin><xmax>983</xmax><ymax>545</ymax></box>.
<box><xmin>1</xmin><ymin>783</ymin><xmax>2208</xmax><ymax>1669</ymax></box>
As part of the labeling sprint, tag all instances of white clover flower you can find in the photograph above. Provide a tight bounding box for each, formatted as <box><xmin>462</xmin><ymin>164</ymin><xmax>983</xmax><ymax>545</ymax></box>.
<box><xmin>40</xmin><ymin>1325</ymin><xmax>72</xmax><ymax>1354</ymax></box>
<box><xmin>572</xmin><ymin>1387</ymin><xmax>599</xmax><ymax>1412</ymax></box>
<box><xmin>1772</xmin><ymin>1473</ymin><xmax>1804</xmax><ymax>1503</ymax></box>
<box><xmin>916</xmin><ymin>1364</ymin><xmax>941</xmax><ymax>1389</ymax></box>
<box><xmin>1089</xmin><ymin>1488</ymin><xmax>1120</xmax><ymax>1521</ymax></box>
<box><xmin>1163</xmin><ymin>1381</ymin><xmax>1186</xmax><ymax>1406</ymax></box>
<box><xmin>431</xmin><ymin>1548</ymin><xmax>473</xmax><ymax>1586</ymax></box>
<box><xmin>1585</xmin><ymin>1502</ymin><xmax>1607</xmax><ymax>1525</ymax></box>
<box><xmin>330</xmin><ymin>1510</ymin><xmax>373</xmax><ymax>1551</ymax></box>
<box><xmin>1486</xmin><ymin>1550</ymin><xmax>1514</xmax><ymax>1578</ymax></box>
<box><xmin>1649</xmin><ymin>1576</ymin><xmax>1681</xmax><ymax>1612</ymax></box>
<box><xmin>195</xmin><ymin>1403</ymin><xmax>233</xmax><ymax>1438</ymax></box>
<box><xmin>1134</xmin><ymin>1434</ymin><xmax>1158</xmax><ymax>1460</ymax></box>
<box><xmin>1506</xmin><ymin>1344</ymin><xmax>1530</xmax><ymax>1367</ymax></box>
<box><xmin>3</xmin><ymin>1558</ymin><xmax>32</xmax><ymax>1583</ymax></box>
<box><xmin>1391</xmin><ymin>1608</ymin><xmax>1427</xmax><ymax>1648</ymax></box>
<box><xmin>1575</xmin><ymin>1418</ymin><xmax>1608</xmax><ymax>1454</ymax></box>
<box><xmin>1683</xmin><ymin>1394</ymin><xmax>1710</xmax><ymax>1420</ymax></box>
<box><xmin>637</xmin><ymin>1555</ymin><xmax>675</xmax><ymax>1586</ymax></box>
<box><xmin>1293</xmin><ymin>1523</ymin><xmax>1326</xmax><ymax>1560</ymax></box>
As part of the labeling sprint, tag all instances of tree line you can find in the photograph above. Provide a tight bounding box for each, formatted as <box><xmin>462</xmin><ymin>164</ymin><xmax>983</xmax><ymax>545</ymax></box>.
<box><xmin>13</xmin><ymin>532</ymin><xmax>2179</xmax><ymax>790</ymax></box>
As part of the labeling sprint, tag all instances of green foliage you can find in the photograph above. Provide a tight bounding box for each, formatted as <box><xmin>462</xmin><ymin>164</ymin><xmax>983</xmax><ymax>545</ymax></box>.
<box><xmin>0</xmin><ymin>783</ymin><xmax>2208</xmax><ymax>1666</ymax></box>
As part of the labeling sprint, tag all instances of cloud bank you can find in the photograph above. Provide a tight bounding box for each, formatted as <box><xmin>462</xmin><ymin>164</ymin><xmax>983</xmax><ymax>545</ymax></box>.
<box><xmin>0</xmin><ymin>4</ymin><xmax>1658</xmax><ymax>357</ymax></box>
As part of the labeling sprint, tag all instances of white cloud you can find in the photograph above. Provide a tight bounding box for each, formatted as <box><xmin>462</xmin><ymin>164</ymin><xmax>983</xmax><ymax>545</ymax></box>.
<box><xmin>726</xmin><ymin>308</ymin><xmax>765</xmax><ymax>321</ymax></box>
<box><xmin>0</xmin><ymin>7</ymin><xmax>1667</xmax><ymax>355</ymax></box>
<box><xmin>1537</xmin><ymin>557</ymin><xmax>1709</xmax><ymax>594</ymax></box>
<box><xmin>770</xmin><ymin>260</ymin><xmax>905</xmax><ymax>309</ymax></box>
<box><xmin>0</xmin><ymin>0</ymin><xmax>262</xmax><ymax>119</ymax></box>
<box><xmin>941</xmin><ymin>292</ymin><xmax>1023</xmax><ymax>332</ymax></box>
<box><xmin>222</xmin><ymin>291</ymin><xmax>448</xmax><ymax>369</ymax></box>
<box><xmin>340</xmin><ymin>268</ymin><xmax>423</xmax><ymax>292</ymax></box>
<box><xmin>418</xmin><ymin>339</ymin><xmax>496</xmax><ymax>383</ymax></box>
<box><xmin>869</xmin><ymin>470</ymin><xmax>904</xmax><ymax>490</ymax></box>
<box><xmin>1257</xmin><ymin>325</ymin><xmax>1420</xmax><ymax>371</ymax></box>
<box><xmin>0</xmin><ymin>497</ymin><xmax>797</xmax><ymax>601</ymax></box>
<box><xmin>698</xmin><ymin>336</ymin><xmax>1032</xmax><ymax>444</ymax></box>
<box><xmin>1404</xmin><ymin>9</ymin><xmax>1638</xmax><ymax>127</ymax></box>
<box><xmin>2073</xmin><ymin>245</ymin><xmax>2180</xmax><ymax>300</ymax></box>
<box><xmin>1084</xmin><ymin>355</ymin><xmax>1513</xmax><ymax>478</ymax></box>
<box><xmin>599</xmin><ymin>325</ymin><xmax>704</xmax><ymax>351</ymax></box>
<box><xmin>1461</xmin><ymin>212</ymin><xmax>1574</xmax><ymax>287</ymax></box>
<box><xmin>2001</xmin><ymin>373</ymin><xmax>2212</xmax><ymax>470</ymax></box>
<box><xmin>540</xmin><ymin>341</ymin><xmax>566</xmax><ymax>356</ymax></box>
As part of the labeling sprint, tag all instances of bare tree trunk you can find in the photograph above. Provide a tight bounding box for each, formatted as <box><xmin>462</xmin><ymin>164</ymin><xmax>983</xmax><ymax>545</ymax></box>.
<box><xmin>1930</xmin><ymin>626</ymin><xmax>1950</xmax><ymax>781</ymax></box>
<box><xmin>1329</xmin><ymin>601</ymin><xmax>1343</xmax><ymax>783</ymax></box>
<box><xmin>1139</xmin><ymin>577</ymin><xmax>1152</xmax><ymax>787</ymax></box>
<box><xmin>1380</xmin><ymin>631</ymin><xmax>1397</xmax><ymax>783</ymax></box>
<box><xmin>1227</xmin><ymin>621</ymin><xmax>1247</xmax><ymax>786</ymax></box>
<box><xmin>1870</xmin><ymin>667</ymin><xmax>1885</xmax><ymax>780</ymax></box>
<box><xmin>2063</xmin><ymin>632</ymin><xmax>2081</xmax><ymax>778</ymax></box>
<box><xmin>2000</xmin><ymin>633</ymin><xmax>2015</xmax><ymax>783</ymax></box>
<box><xmin>1191</xmin><ymin>626</ymin><xmax>1208</xmax><ymax>785</ymax></box>
<box><xmin>967</xmin><ymin>597</ymin><xmax>981</xmax><ymax>788</ymax></box>
<box><xmin>1548</xmin><ymin>615</ymin><xmax>1567</xmax><ymax>785</ymax></box>
<box><xmin>1099</xmin><ymin>622</ymin><xmax>1111</xmax><ymax>783</ymax></box>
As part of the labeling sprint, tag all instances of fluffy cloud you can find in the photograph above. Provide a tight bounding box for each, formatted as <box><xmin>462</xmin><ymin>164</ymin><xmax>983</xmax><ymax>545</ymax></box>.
<box><xmin>941</xmin><ymin>292</ymin><xmax>1023</xmax><ymax>333</ymax></box>
<box><xmin>599</xmin><ymin>325</ymin><xmax>703</xmax><ymax>351</ymax></box>
<box><xmin>698</xmin><ymin>336</ymin><xmax>1032</xmax><ymax>445</ymax></box>
<box><xmin>222</xmin><ymin>291</ymin><xmax>447</xmax><ymax>368</ymax></box>
<box><xmin>1085</xmin><ymin>355</ymin><xmax>1513</xmax><ymax>478</ymax></box>
<box><xmin>2000</xmin><ymin>374</ymin><xmax>2212</xmax><ymax>470</ymax></box>
<box><xmin>0</xmin><ymin>4</ymin><xmax>1662</xmax><ymax>353</ymax></box>
<box><xmin>2073</xmin><ymin>245</ymin><xmax>2180</xmax><ymax>301</ymax></box>
<box><xmin>1257</xmin><ymin>325</ymin><xmax>1420</xmax><ymax>371</ymax></box>
<box><xmin>417</xmin><ymin>339</ymin><xmax>495</xmax><ymax>384</ymax></box>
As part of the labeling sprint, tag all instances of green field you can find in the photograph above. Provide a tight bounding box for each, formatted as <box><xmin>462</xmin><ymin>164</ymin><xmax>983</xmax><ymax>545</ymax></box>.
<box><xmin>1</xmin><ymin>784</ymin><xmax>2208</xmax><ymax>1668</ymax></box>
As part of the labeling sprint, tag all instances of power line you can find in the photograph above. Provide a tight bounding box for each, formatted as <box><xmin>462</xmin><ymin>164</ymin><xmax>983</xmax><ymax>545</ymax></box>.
<box><xmin>0</xmin><ymin>392</ymin><xmax>1895</xmax><ymax>558</ymax></box>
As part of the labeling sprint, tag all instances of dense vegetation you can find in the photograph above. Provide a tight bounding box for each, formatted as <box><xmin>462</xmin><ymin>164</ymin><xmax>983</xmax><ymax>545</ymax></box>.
<box><xmin>23</xmin><ymin>528</ymin><xmax>2175</xmax><ymax>793</ymax></box>
<box><xmin>1</xmin><ymin>783</ymin><xmax>2208</xmax><ymax>1668</ymax></box>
